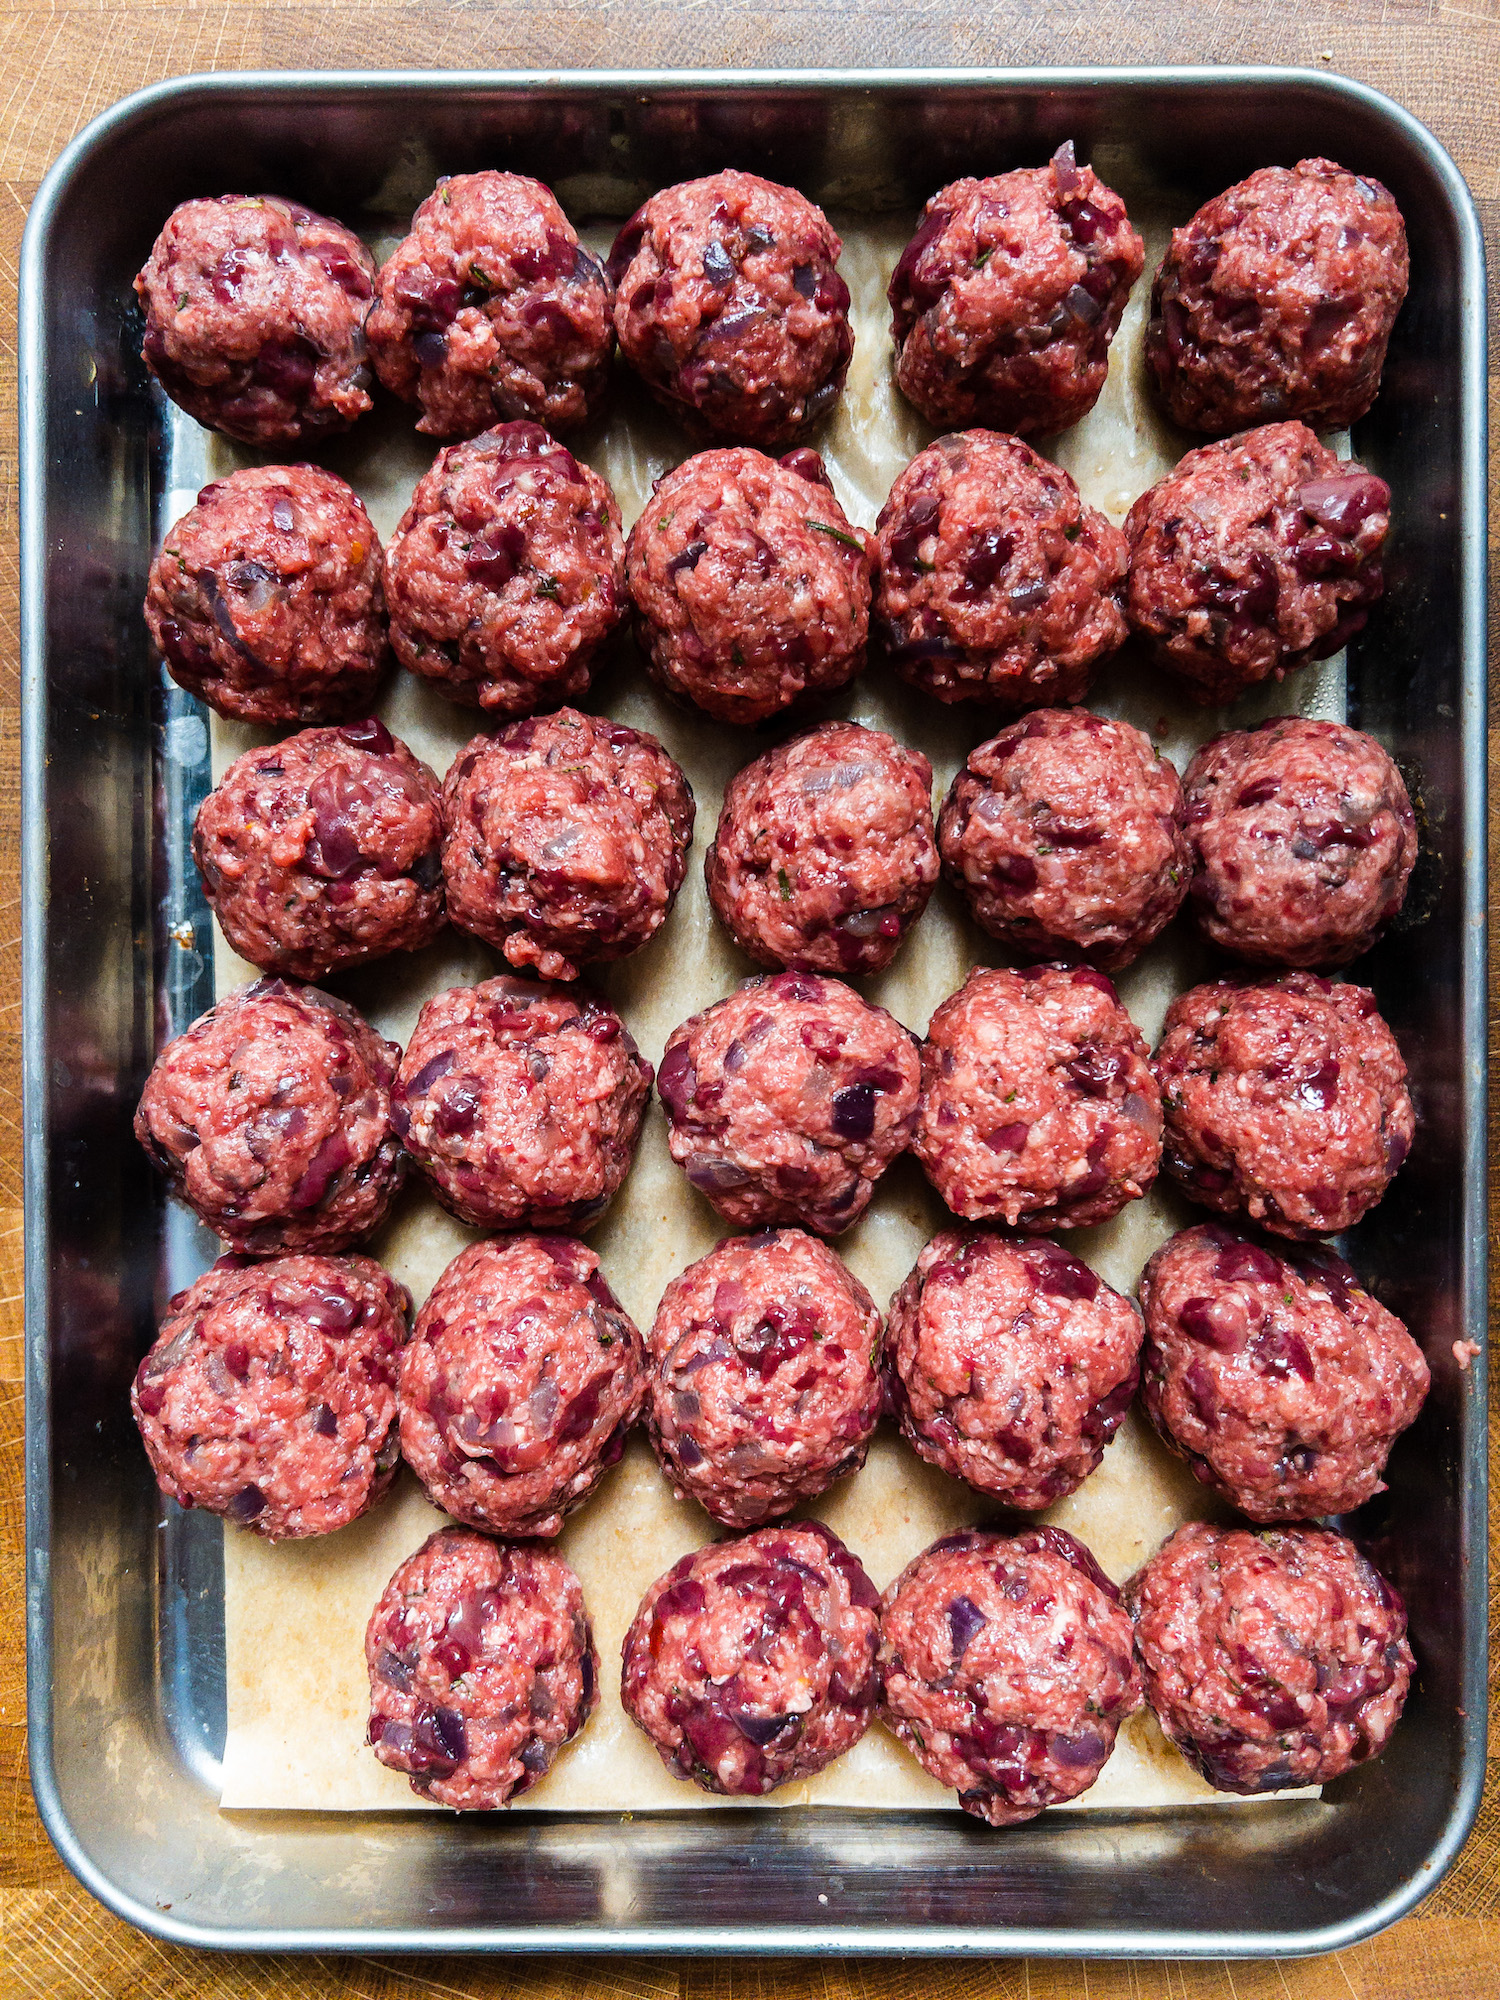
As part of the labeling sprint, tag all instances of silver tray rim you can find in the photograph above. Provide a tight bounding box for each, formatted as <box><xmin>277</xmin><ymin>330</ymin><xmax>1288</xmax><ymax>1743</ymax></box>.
<box><xmin>19</xmin><ymin>61</ymin><xmax>1490</xmax><ymax>1960</ymax></box>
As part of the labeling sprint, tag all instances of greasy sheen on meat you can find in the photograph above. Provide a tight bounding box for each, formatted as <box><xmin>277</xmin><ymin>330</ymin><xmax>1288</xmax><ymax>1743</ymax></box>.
<box><xmin>874</xmin><ymin>430</ymin><xmax>1128</xmax><ymax>708</ymax></box>
<box><xmin>441</xmin><ymin>708</ymin><xmax>694</xmax><ymax>980</ymax></box>
<box><xmin>646</xmin><ymin>1228</ymin><xmax>883</xmax><ymax>1527</ymax></box>
<box><xmin>134</xmin><ymin>977</ymin><xmax>404</xmax><ymax>1255</ymax></box>
<box><xmin>1139</xmin><ymin>1222</ymin><xmax>1429</xmax><ymax>1521</ymax></box>
<box><xmin>399</xmin><ymin>1234</ymin><xmax>645</xmax><ymax>1538</ymax></box>
<box><xmin>879</xmin><ymin>1525</ymin><xmax>1141</xmax><ymax>1824</ymax></box>
<box><xmin>1126</xmin><ymin>1521</ymin><xmax>1413</xmax><ymax>1792</ymax></box>
<box><xmin>913</xmin><ymin>963</ymin><xmax>1161</xmax><ymax>1231</ymax></box>
<box><xmin>889</xmin><ymin>143</ymin><xmax>1144</xmax><ymax>436</ymax></box>
<box><xmin>939</xmin><ymin>707</ymin><xmax>1189</xmax><ymax>970</ymax></box>
<box><xmin>707</xmin><ymin>720</ymin><xmax>938</xmax><ymax>977</ymax></box>
<box><xmin>366</xmin><ymin>1527</ymin><xmax>599</xmax><ymax>1808</ymax></box>
<box><xmin>620</xmin><ymin>1521</ymin><xmax>880</xmax><ymax>1794</ymax></box>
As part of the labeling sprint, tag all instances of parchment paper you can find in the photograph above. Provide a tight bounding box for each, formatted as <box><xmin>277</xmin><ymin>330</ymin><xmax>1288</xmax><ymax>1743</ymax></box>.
<box><xmin>179</xmin><ymin>167</ymin><xmax>1337</xmax><ymax>1816</ymax></box>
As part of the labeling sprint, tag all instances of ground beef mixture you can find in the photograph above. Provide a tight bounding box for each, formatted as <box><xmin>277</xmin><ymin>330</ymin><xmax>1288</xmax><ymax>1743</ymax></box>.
<box><xmin>367</xmin><ymin>171</ymin><xmax>614</xmax><ymax>439</ymax></box>
<box><xmin>1154</xmin><ymin>972</ymin><xmax>1413</xmax><ymax>1239</ymax></box>
<box><xmin>132</xmin><ymin>1251</ymin><xmax>410</xmax><ymax>1540</ymax></box>
<box><xmin>913</xmin><ymin>964</ymin><xmax>1161</xmax><ymax>1231</ymax></box>
<box><xmin>1146</xmin><ymin>158</ymin><xmax>1410</xmax><ymax>436</ymax></box>
<box><xmin>1124</xmin><ymin>423</ymin><xmax>1390</xmax><ymax>707</ymax></box>
<box><xmin>145</xmin><ymin>465</ymin><xmax>388</xmax><ymax>725</ymax></box>
<box><xmin>399</xmin><ymin>1234</ymin><xmax>645</xmax><ymax>1538</ymax></box>
<box><xmin>1125</xmin><ymin>1521</ymin><xmax>1414</xmax><ymax>1793</ymax></box>
<box><xmin>135</xmin><ymin>194</ymin><xmax>376</xmax><ymax>446</ymax></box>
<box><xmin>707</xmin><ymin>720</ymin><xmax>938</xmax><ymax>976</ymax></box>
<box><xmin>609</xmin><ymin>170</ymin><xmax>854</xmax><ymax>448</ymax></box>
<box><xmin>383</xmin><ymin>421</ymin><xmax>626</xmax><ymax>716</ymax></box>
<box><xmin>646</xmin><ymin>1228</ymin><xmax>883</xmax><ymax>1527</ymax></box>
<box><xmin>873</xmin><ymin>431</ymin><xmax>1128</xmax><ymax>708</ymax></box>
<box><xmin>193</xmin><ymin>720</ymin><xmax>444</xmax><ymax>981</ymax></box>
<box><xmin>620</xmin><ymin>1521</ymin><xmax>880</xmax><ymax>1795</ymax></box>
<box><xmin>885</xmin><ymin>1230</ymin><xmax>1143</xmax><ymax>1509</ymax></box>
<box><xmin>939</xmin><ymin>708</ymin><xmax>1190</xmax><ymax>970</ymax></box>
<box><xmin>366</xmin><ymin>1527</ymin><xmax>598</xmax><ymax>1808</ymax></box>
<box><xmin>393</xmin><ymin>974</ymin><xmax>651</xmax><ymax>1233</ymax></box>
<box><xmin>1138</xmin><ymin>1222</ymin><xmax>1429</xmax><ymax>1521</ymax></box>
<box><xmin>879</xmin><ymin>1525</ymin><xmax>1141</xmax><ymax>1825</ymax></box>
<box><xmin>135</xmin><ymin>978</ymin><xmax>404</xmax><ymax>1255</ymax></box>
<box><xmin>1182</xmin><ymin>717</ymin><xmax>1417</xmax><ymax>968</ymax></box>
<box><xmin>626</xmin><ymin>446</ymin><xmax>875</xmax><ymax>725</ymax></box>
<box><xmin>440</xmin><ymin>708</ymin><xmax>694</xmax><ymax>981</ymax></box>
<box><xmin>657</xmin><ymin>972</ymin><xmax>921</xmax><ymax>1236</ymax></box>
<box><xmin>888</xmin><ymin>143</ymin><xmax>1145</xmax><ymax>437</ymax></box>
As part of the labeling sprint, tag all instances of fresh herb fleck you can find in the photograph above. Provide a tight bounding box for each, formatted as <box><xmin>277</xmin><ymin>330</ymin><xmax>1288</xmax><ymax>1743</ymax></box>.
<box><xmin>805</xmin><ymin>518</ymin><xmax>864</xmax><ymax>552</ymax></box>
<box><xmin>778</xmin><ymin>867</ymin><xmax>792</xmax><ymax>902</ymax></box>
<box><xmin>535</xmin><ymin>574</ymin><xmax>562</xmax><ymax>602</ymax></box>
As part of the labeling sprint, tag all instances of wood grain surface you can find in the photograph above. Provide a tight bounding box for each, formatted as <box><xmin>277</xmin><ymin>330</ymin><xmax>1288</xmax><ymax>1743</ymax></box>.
<box><xmin>2</xmin><ymin>4</ymin><xmax>1496</xmax><ymax>1995</ymax></box>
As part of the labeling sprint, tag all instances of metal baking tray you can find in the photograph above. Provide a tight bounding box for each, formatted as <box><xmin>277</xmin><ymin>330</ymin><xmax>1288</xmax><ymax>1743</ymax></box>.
<box><xmin>21</xmin><ymin>66</ymin><xmax>1488</xmax><ymax>1958</ymax></box>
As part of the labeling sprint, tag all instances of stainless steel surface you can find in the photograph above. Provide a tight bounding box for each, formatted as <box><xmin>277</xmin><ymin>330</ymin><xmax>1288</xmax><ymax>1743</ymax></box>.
<box><xmin>21</xmin><ymin>66</ymin><xmax>1489</xmax><ymax>1958</ymax></box>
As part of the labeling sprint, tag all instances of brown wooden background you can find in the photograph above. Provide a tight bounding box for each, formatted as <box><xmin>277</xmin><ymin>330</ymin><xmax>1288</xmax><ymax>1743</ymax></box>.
<box><xmin>2</xmin><ymin>3</ymin><xmax>1496</xmax><ymax>1994</ymax></box>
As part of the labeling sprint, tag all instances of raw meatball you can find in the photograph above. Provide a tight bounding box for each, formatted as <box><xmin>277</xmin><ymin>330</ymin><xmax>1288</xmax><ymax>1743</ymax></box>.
<box><xmin>144</xmin><ymin>465</ymin><xmax>388</xmax><ymax>725</ymax></box>
<box><xmin>707</xmin><ymin>721</ymin><xmax>938</xmax><ymax>976</ymax></box>
<box><xmin>135</xmin><ymin>978</ymin><xmax>404</xmax><ymax>1255</ymax></box>
<box><xmin>620</xmin><ymin>1521</ymin><xmax>880</xmax><ymax>1795</ymax></box>
<box><xmin>366</xmin><ymin>1527</ymin><xmax>597</xmax><ymax>1809</ymax></box>
<box><xmin>879</xmin><ymin>1526</ymin><xmax>1141</xmax><ymax>1825</ymax></box>
<box><xmin>1154</xmin><ymin>972</ymin><xmax>1413</xmax><ymax>1238</ymax></box>
<box><xmin>1139</xmin><ymin>1223</ymin><xmax>1429</xmax><ymax>1521</ymax></box>
<box><xmin>393</xmin><ymin>974</ymin><xmax>651</xmax><ymax>1233</ymax></box>
<box><xmin>1182</xmin><ymin>717</ymin><xmax>1417</xmax><ymax>968</ymax></box>
<box><xmin>657</xmin><ymin>972</ymin><xmax>921</xmax><ymax>1236</ymax></box>
<box><xmin>367</xmin><ymin>171</ymin><xmax>614</xmax><ymax>439</ymax></box>
<box><xmin>913</xmin><ymin>964</ymin><xmax>1161</xmax><ymax>1231</ymax></box>
<box><xmin>939</xmin><ymin>709</ymin><xmax>1190</xmax><ymax>970</ymax></box>
<box><xmin>885</xmin><ymin>1230</ymin><xmax>1142</xmax><ymax>1508</ymax></box>
<box><xmin>193</xmin><ymin>720</ymin><xmax>444</xmax><ymax>981</ymax></box>
<box><xmin>132</xmin><ymin>1251</ymin><xmax>410</xmax><ymax>1539</ymax></box>
<box><xmin>873</xmin><ymin>431</ymin><xmax>1128</xmax><ymax>708</ymax></box>
<box><xmin>626</xmin><ymin>447</ymin><xmax>875</xmax><ymax>725</ymax></box>
<box><xmin>646</xmin><ymin>1228</ymin><xmax>883</xmax><ymax>1527</ymax></box>
<box><xmin>383</xmin><ymin>421</ymin><xmax>625</xmax><ymax>716</ymax></box>
<box><xmin>441</xmin><ymin>708</ymin><xmax>695</xmax><ymax>980</ymax></box>
<box><xmin>1146</xmin><ymin>158</ymin><xmax>1410</xmax><ymax>436</ymax></box>
<box><xmin>1125</xmin><ymin>1521</ymin><xmax>1413</xmax><ymax>1793</ymax></box>
<box><xmin>399</xmin><ymin>1234</ymin><xmax>645</xmax><ymax>1538</ymax></box>
<box><xmin>1124</xmin><ymin>424</ymin><xmax>1390</xmax><ymax>707</ymax></box>
<box><xmin>135</xmin><ymin>194</ymin><xmax>376</xmax><ymax>446</ymax></box>
<box><xmin>889</xmin><ymin>143</ymin><xmax>1144</xmax><ymax>436</ymax></box>
<box><xmin>609</xmin><ymin>170</ymin><xmax>853</xmax><ymax>448</ymax></box>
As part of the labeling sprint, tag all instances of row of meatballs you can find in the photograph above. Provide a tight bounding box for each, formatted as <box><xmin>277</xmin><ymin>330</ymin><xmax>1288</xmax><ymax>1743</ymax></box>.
<box><xmin>133</xmin><ymin>1213</ymin><xmax>1428</xmax><ymax>1548</ymax></box>
<box><xmin>359</xmin><ymin>1517</ymin><xmax>1414</xmax><ymax>1818</ymax></box>
<box><xmin>136</xmin><ymin>153</ymin><xmax>1408</xmax><ymax>455</ymax></box>
<box><xmin>134</xmin><ymin>954</ymin><xmax>1415</xmax><ymax>1258</ymax></box>
<box><xmin>146</xmin><ymin>416</ymin><xmax>1392</xmax><ymax>733</ymax></box>
<box><xmin>130</xmin><ymin>1233</ymin><xmax>1421</xmax><ymax>1817</ymax></box>
<box><xmin>191</xmin><ymin>703</ymin><xmax>1417</xmax><ymax>993</ymax></box>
